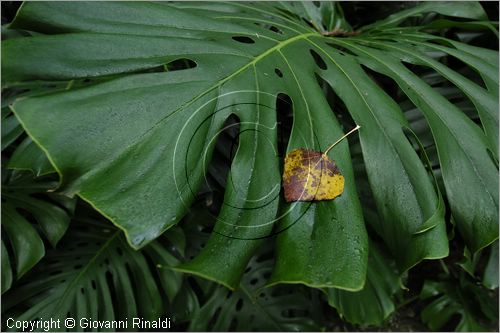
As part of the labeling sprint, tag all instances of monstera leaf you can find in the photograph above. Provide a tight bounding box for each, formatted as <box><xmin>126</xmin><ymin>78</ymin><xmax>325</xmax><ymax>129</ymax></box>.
<box><xmin>2</xmin><ymin>215</ymin><xmax>184</xmax><ymax>329</ymax></box>
<box><xmin>420</xmin><ymin>275</ymin><xmax>499</xmax><ymax>331</ymax></box>
<box><xmin>187</xmin><ymin>249</ymin><xmax>324</xmax><ymax>331</ymax></box>
<box><xmin>1</xmin><ymin>169</ymin><xmax>75</xmax><ymax>293</ymax></box>
<box><xmin>2</xmin><ymin>2</ymin><xmax>498</xmax><ymax>291</ymax></box>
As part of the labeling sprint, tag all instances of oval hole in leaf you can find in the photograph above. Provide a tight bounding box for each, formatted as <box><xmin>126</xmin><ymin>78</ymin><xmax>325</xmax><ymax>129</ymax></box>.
<box><xmin>135</xmin><ymin>65</ymin><xmax>168</xmax><ymax>74</ymax></box>
<box><xmin>253</xmin><ymin>22</ymin><xmax>284</xmax><ymax>35</ymax></box>
<box><xmin>231</xmin><ymin>36</ymin><xmax>255</xmax><ymax>44</ymax></box>
<box><xmin>235</xmin><ymin>298</ymin><xmax>243</xmax><ymax>311</ymax></box>
<box><xmin>269</xmin><ymin>25</ymin><xmax>283</xmax><ymax>34</ymax></box>
<box><xmin>166</xmin><ymin>58</ymin><xmax>197</xmax><ymax>71</ymax></box>
<box><xmin>310</xmin><ymin>49</ymin><xmax>327</xmax><ymax>70</ymax></box>
<box><xmin>106</xmin><ymin>270</ymin><xmax>119</xmax><ymax>304</ymax></box>
<box><xmin>208</xmin><ymin>307</ymin><xmax>222</xmax><ymax>329</ymax></box>
<box><xmin>105</xmin><ymin>270</ymin><xmax>118</xmax><ymax>303</ymax></box>
<box><xmin>276</xmin><ymin>93</ymin><xmax>293</xmax><ymax>158</ymax></box>
<box><xmin>275</xmin><ymin>68</ymin><xmax>283</xmax><ymax>78</ymax></box>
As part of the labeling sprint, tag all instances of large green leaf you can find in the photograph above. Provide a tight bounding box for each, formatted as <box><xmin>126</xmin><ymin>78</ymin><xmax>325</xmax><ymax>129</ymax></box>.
<box><xmin>2</xmin><ymin>216</ymin><xmax>184</xmax><ymax>330</ymax></box>
<box><xmin>3</xmin><ymin>2</ymin><xmax>368</xmax><ymax>290</ymax></box>
<box><xmin>2</xmin><ymin>1</ymin><xmax>496</xmax><ymax>289</ymax></box>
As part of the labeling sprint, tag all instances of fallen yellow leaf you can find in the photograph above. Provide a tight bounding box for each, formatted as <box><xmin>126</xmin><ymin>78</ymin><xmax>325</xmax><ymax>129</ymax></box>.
<box><xmin>283</xmin><ymin>148</ymin><xmax>345</xmax><ymax>202</ymax></box>
<box><xmin>282</xmin><ymin>125</ymin><xmax>360</xmax><ymax>202</ymax></box>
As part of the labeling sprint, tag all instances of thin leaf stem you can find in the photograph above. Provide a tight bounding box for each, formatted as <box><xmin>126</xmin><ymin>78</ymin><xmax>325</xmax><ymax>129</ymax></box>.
<box><xmin>323</xmin><ymin>125</ymin><xmax>360</xmax><ymax>156</ymax></box>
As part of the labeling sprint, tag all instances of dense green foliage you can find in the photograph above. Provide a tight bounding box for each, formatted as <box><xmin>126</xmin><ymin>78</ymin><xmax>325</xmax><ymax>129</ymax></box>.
<box><xmin>1</xmin><ymin>1</ymin><xmax>498</xmax><ymax>331</ymax></box>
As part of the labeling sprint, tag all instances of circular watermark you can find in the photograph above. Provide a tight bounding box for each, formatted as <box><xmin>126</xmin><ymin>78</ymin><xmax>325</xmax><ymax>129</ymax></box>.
<box><xmin>172</xmin><ymin>90</ymin><xmax>322</xmax><ymax>240</ymax></box>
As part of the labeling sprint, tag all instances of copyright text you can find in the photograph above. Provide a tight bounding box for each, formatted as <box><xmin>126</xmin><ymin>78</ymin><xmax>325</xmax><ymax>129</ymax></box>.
<box><xmin>5</xmin><ymin>317</ymin><xmax>172</xmax><ymax>331</ymax></box>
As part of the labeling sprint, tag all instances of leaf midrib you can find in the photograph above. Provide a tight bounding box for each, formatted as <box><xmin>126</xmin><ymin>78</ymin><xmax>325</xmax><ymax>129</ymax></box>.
<box><xmin>58</xmin><ymin>31</ymin><xmax>322</xmax><ymax>246</ymax></box>
<box><xmin>53</xmin><ymin>231</ymin><xmax>120</xmax><ymax>312</ymax></box>
<box><xmin>143</xmin><ymin>30</ymin><xmax>320</xmax><ymax>129</ymax></box>
<box><xmin>70</xmin><ymin>31</ymin><xmax>320</xmax><ymax>191</ymax></box>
